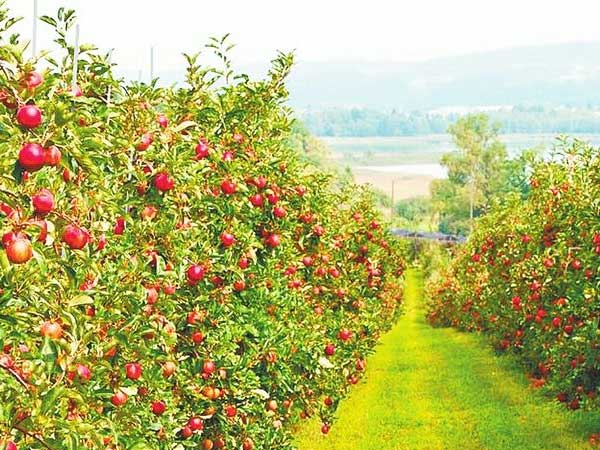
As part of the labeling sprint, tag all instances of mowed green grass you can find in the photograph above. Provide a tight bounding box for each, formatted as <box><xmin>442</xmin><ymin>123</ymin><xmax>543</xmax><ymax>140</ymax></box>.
<box><xmin>295</xmin><ymin>270</ymin><xmax>600</xmax><ymax>450</ymax></box>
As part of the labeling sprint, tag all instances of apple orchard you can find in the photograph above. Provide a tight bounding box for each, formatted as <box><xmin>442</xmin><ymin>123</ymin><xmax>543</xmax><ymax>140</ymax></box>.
<box><xmin>0</xmin><ymin>6</ymin><xmax>405</xmax><ymax>450</ymax></box>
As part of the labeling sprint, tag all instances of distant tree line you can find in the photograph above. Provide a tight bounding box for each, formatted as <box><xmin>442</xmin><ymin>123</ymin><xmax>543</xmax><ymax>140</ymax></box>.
<box><xmin>301</xmin><ymin>106</ymin><xmax>600</xmax><ymax>137</ymax></box>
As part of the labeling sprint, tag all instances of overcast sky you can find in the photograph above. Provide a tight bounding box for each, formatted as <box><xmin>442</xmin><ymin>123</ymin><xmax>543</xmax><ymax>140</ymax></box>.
<box><xmin>6</xmin><ymin>0</ymin><xmax>600</xmax><ymax>77</ymax></box>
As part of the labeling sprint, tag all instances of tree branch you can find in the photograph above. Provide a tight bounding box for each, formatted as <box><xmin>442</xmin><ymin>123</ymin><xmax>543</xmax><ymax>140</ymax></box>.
<box><xmin>13</xmin><ymin>424</ymin><xmax>55</xmax><ymax>450</ymax></box>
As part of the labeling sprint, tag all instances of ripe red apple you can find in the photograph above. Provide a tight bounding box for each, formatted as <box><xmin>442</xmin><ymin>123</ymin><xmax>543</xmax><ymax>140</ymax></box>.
<box><xmin>233</xmin><ymin>280</ymin><xmax>246</xmax><ymax>292</ymax></box>
<box><xmin>157</xmin><ymin>114</ymin><xmax>168</xmax><ymax>128</ymax></box>
<box><xmin>242</xmin><ymin>438</ymin><xmax>254</xmax><ymax>450</ymax></box>
<box><xmin>202</xmin><ymin>439</ymin><xmax>214</xmax><ymax>450</ymax></box>
<box><xmin>125</xmin><ymin>362</ymin><xmax>142</xmax><ymax>380</ymax></box>
<box><xmin>225</xmin><ymin>405</ymin><xmax>237</xmax><ymax>417</ymax></box>
<box><xmin>17</xmin><ymin>105</ymin><xmax>43</xmax><ymax>129</ymax></box>
<box><xmin>195</xmin><ymin>140</ymin><xmax>210</xmax><ymax>159</ymax></box>
<box><xmin>188</xmin><ymin>416</ymin><xmax>204</xmax><ymax>431</ymax></box>
<box><xmin>5</xmin><ymin>235</ymin><xmax>33</xmax><ymax>264</ymax></box>
<box><xmin>273</xmin><ymin>206</ymin><xmax>286</xmax><ymax>218</ymax></box>
<box><xmin>239</xmin><ymin>257</ymin><xmax>250</xmax><ymax>269</ymax></box>
<box><xmin>222</xmin><ymin>150</ymin><xmax>234</xmax><ymax>162</ymax></box>
<box><xmin>187</xmin><ymin>264</ymin><xmax>205</xmax><ymax>284</ymax></box>
<box><xmin>220</xmin><ymin>232</ymin><xmax>236</xmax><ymax>247</ymax></box>
<box><xmin>62</xmin><ymin>224</ymin><xmax>89</xmax><ymax>250</ymax></box>
<box><xmin>24</xmin><ymin>71</ymin><xmax>43</xmax><ymax>89</ymax></box>
<box><xmin>136</xmin><ymin>132</ymin><xmax>154</xmax><ymax>151</ymax></box>
<box><xmin>324</xmin><ymin>343</ymin><xmax>335</xmax><ymax>356</ymax></box>
<box><xmin>43</xmin><ymin>145</ymin><xmax>61</xmax><ymax>166</ymax></box>
<box><xmin>266</xmin><ymin>233</ymin><xmax>281</xmax><ymax>248</ymax></box>
<box><xmin>32</xmin><ymin>189</ymin><xmax>54</xmax><ymax>214</ymax></box>
<box><xmin>18</xmin><ymin>143</ymin><xmax>45</xmax><ymax>171</ymax></box>
<box><xmin>249</xmin><ymin>194</ymin><xmax>264</xmax><ymax>207</ymax></box>
<box><xmin>76</xmin><ymin>363</ymin><xmax>92</xmax><ymax>381</ymax></box>
<box><xmin>151</xmin><ymin>400</ymin><xmax>166</xmax><ymax>415</ymax></box>
<box><xmin>111</xmin><ymin>391</ymin><xmax>128</xmax><ymax>407</ymax></box>
<box><xmin>154</xmin><ymin>172</ymin><xmax>175</xmax><ymax>192</ymax></box>
<box><xmin>40</xmin><ymin>321</ymin><xmax>63</xmax><ymax>339</ymax></box>
<box><xmin>192</xmin><ymin>331</ymin><xmax>205</xmax><ymax>344</ymax></box>
<box><xmin>324</xmin><ymin>396</ymin><xmax>333</xmax><ymax>406</ymax></box>
<box><xmin>338</xmin><ymin>329</ymin><xmax>352</xmax><ymax>341</ymax></box>
<box><xmin>181</xmin><ymin>426</ymin><xmax>193</xmax><ymax>439</ymax></box>
<box><xmin>220</xmin><ymin>179</ymin><xmax>236</xmax><ymax>195</ymax></box>
<box><xmin>321</xmin><ymin>423</ymin><xmax>330</xmax><ymax>435</ymax></box>
<box><xmin>202</xmin><ymin>360</ymin><xmax>216</xmax><ymax>375</ymax></box>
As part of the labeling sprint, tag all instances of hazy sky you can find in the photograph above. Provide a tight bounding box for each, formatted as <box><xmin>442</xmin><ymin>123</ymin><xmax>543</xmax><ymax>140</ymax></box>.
<box><xmin>6</xmin><ymin>0</ymin><xmax>600</xmax><ymax>76</ymax></box>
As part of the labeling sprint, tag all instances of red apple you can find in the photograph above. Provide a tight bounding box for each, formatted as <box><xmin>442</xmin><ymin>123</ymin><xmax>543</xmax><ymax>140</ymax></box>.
<box><xmin>151</xmin><ymin>400</ymin><xmax>166</xmax><ymax>415</ymax></box>
<box><xmin>43</xmin><ymin>146</ymin><xmax>62</xmax><ymax>166</ymax></box>
<box><xmin>188</xmin><ymin>416</ymin><xmax>203</xmax><ymax>431</ymax></box>
<box><xmin>195</xmin><ymin>140</ymin><xmax>210</xmax><ymax>159</ymax></box>
<box><xmin>5</xmin><ymin>235</ymin><xmax>33</xmax><ymax>264</ymax></box>
<box><xmin>125</xmin><ymin>362</ymin><xmax>142</xmax><ymax>380</ymax></box>
<box><xmin>187</xmin><ymin>264</ymin><xmax>205</xmax><ymax>284</ymax></box>
<box><xmin>136</xmin><ymin>132</ymin><xmax>153</xmax><ymax>151</ymax></box>
<box><xmin>24</xmin><ymin>71</ymin><xmax>43</xmax><ymax>89</ymax></box>
<box><xmin>273</xmin><ymin>206</ymin><xmax>286</xmax><ymax>218</ymax></box>
<box><xmin>249</xmin><ymin>194</ymin><xmax>264</xmax><ymax>207</ymax></box>
<box><xmin>220</xmin><ymin>232</ymin><xmax>236</xmax><ymax>247</ymax></box>
<box><xmin>32</xmin><ymin>189</ymin><xmax>54</xmax><ymax>214</ymax></box>
<box><xmin>62</xmin><ymin>224</ymin><xmax>89</xmax><ymax>250</ymax></box>
<box><xmin>266</xmin><ymin>234</ymin><xmax>281</xmax><ymax>248</ymax></box>
<box><xmin>157</xmin><ymin>114</ymin><xmax>168</xmax><ymax>128</ymax></box>
<box><xmin>220</xmin><ymin>179</ymin><xmax>236</xmax><ymax>195</ymax></box>
<box><xmin>202</xmin><ymin>360</ymin><xmax>216</xmax><ymax>375</ymax></box>
<box><xmin>111</xmin><ymin>391</ymin><xmax>128</xmax><ymax>407</ymax></box>
<box><xmin>17</xmin><ymin>105</ymin><xmax>43</xmax><ymax>129</ymax></box>
<box><xmin>18</xmin><ymin>143</ymin><xmax>45</xmax><ymax>171</ymax></box>
<box><xmin>154</xmin><ymin>172</ymin><xmax>175</xmax><ymax>192</ymax></box>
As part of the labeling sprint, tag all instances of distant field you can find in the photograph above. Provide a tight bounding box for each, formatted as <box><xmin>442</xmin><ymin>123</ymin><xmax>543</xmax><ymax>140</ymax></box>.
<box><xmin>325</xmin><ymin>133</ymin><xmax>600</xmax><ymax>204</ymax></box>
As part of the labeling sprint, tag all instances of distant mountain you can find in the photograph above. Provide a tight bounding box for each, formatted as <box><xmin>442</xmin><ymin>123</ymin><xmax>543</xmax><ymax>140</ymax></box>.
<box><xmin>284</xmin><ymin>42</ymin><xmax>600</xmax><ymax>110</ymax></box>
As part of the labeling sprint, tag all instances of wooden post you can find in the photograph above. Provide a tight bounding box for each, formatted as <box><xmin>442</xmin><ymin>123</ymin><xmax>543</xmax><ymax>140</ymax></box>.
<box><xmin>71</xmin><ymin>24</ymin><xmax>80</xmax><ymax>94</ymax></box>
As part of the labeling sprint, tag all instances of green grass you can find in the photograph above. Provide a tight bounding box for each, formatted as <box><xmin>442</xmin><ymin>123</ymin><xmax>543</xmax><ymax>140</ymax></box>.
<box><xmin>295</xmin><ymin>269</ymin><xmax>600</xmax><ymax>450</ymax></box>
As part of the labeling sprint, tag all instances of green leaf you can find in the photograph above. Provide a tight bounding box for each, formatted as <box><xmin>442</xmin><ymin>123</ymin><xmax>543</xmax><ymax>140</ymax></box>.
<box><xmin>68</xmin><ymin>294</ymin><xmax>94</xmax><ymax>307</ymax></box>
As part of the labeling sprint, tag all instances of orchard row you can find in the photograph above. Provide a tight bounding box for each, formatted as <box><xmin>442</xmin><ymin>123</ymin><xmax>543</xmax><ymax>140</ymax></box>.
<box><xmin>427</xmin><ymin>138</ymin><xmax>600</xmax><ymax>413</ymax></box>
<box><xmin>0</xmin><ymin>7</ymin><xmax>405</xmax><ymax>450</ymax></box>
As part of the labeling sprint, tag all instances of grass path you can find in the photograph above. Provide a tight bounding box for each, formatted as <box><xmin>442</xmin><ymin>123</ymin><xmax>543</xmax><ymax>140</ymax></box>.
<box><xmin>295</xmin><ymin>269</ymin><xmax>600</xmax><ymax>450</ymax></box>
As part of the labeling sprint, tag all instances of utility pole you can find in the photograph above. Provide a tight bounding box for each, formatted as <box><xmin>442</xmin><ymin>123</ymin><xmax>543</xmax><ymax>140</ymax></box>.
<box><xmin>32</xmin><ymin>0</ymin><xmax>38</xmax><ymax>58</ymax></box>
<box><xmin>150</xmin><ymin>46</ymin><xmax>155</xmax><ymax>80</ymax></box>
